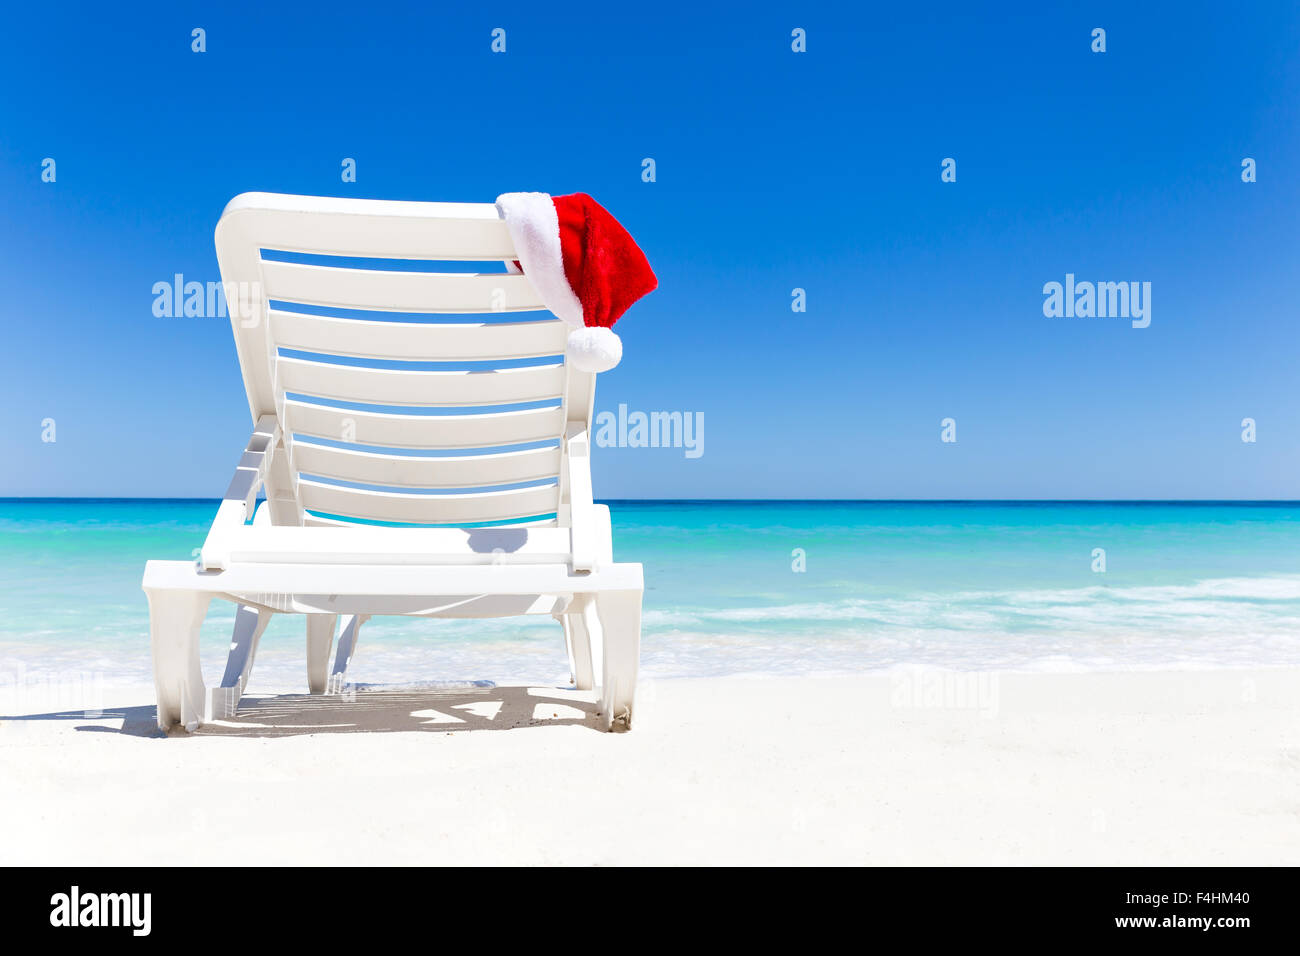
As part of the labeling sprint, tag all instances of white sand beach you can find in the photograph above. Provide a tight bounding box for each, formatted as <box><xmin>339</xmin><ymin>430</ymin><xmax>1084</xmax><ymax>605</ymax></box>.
<box><xmin>2</xmin><ymin>669</ymin><xmax>1297</xmax><ymax>866</ymax></box>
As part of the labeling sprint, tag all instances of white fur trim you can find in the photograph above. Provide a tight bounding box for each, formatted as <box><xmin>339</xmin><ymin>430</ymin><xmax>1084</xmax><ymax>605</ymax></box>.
<box><xmin>495</xmin><ymin>192</ymin><xmax>584</xmax><ymax>328</ymax></box>
<box><xmin>566</xmin><ymin>325</ymin><xmax>622</xmax><ymax>373</ymax></box>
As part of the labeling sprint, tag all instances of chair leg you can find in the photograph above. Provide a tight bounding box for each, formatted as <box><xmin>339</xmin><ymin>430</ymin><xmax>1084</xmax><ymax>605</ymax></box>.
<box><xmin>326</xmin><ymin>614</ymin><xmax>366</xmax><ymax>695</ymax></box>
<box><xmin>147</xmin><ymin>588</ymin><xmax>213</xmax><ymax>732</ymax></box>
<box><xmin>210</xmin><ymin>604</ymin><xmax>272</xmax><ymax>719</ymax></box>
<box><xmin>556</xmin><ymin>612</ymin><xmax>576</xmax><ymax>685</ymax></box>
<box><xmin>306</xmin><ymin>614</ymin><xmax>337</xmax><ymax>695</ymax></box>
<box><xmin>581</xmin><ymin>596</ymin><xmax>605</xmax><ymax>686</ymax></box>
<box><xmin>594</xmin><ymin>589</ymin><xmax>641</xmax><ymax>731</ymax></box>
<box><xmin>559</xmin><ymin>598</ymin><xmax>597</xmax><ymax>691</ymax></box>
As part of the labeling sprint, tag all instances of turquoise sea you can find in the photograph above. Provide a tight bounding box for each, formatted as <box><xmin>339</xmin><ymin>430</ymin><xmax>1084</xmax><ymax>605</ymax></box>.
<box><xmin>2</xmin><ymin>500</ymin><xmax>1299</xmax><ymax>697</ymax></box>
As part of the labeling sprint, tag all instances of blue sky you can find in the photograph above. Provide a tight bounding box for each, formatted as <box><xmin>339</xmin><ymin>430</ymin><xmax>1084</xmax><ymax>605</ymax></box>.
<box><xmin>1</xmin><ymin>1</ymin><xmax>1297</xmax><ymax>498</ymax></box>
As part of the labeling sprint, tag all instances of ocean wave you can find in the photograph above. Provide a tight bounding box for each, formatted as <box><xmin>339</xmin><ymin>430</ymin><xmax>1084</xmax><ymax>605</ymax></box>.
<box><xmin>642</xmin><ymin>574</ymin><xmax>1300</xmax><ymax>629</ymax></box>
<box><xmin>3</xmin><ymin>574</ymin><xmax>1299</xmax><ymax>696</ymax></box>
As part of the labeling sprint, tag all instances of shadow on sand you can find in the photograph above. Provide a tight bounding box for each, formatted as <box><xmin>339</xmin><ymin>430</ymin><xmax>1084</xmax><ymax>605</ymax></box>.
<box><xmin>1</xmin><ymin>685</ymin><xmax>606</xmax><ymax>739</ymax></box>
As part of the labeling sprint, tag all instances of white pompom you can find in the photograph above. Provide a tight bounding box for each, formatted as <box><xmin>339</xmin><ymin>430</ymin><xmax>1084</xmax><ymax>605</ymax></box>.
<box><xmin>566</xmin><ymin>326</ymin><xmax>622</xmax><ymax>372</ymax></box>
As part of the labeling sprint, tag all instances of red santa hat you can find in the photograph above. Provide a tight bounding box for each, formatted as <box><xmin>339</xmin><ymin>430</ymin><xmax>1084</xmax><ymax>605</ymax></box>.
<box><xmin>495</xmin><ymin>192</ymin><xmax>657</xmax><ymax>372</ymax></box>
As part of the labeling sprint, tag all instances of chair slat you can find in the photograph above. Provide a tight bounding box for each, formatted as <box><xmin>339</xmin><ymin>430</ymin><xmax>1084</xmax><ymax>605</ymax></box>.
<box><xmin>283</xmin><ymin>400</ymin><xmax>563</xmax><ymax>449</ymax></box>
<box><xmin>277</xmin><ymin>356</ymin><xmax>564</xmax><ymax>407</ymax></box>
<box><xmin>261</xmin><ymin>260</ymin><xmax>545</xmax><ymax>313</ymax></box>
<box><xmin>271</xmin><ymin>309</ymin><xmax>566</xmax><ymax>361</ymax></box>
<box><xmin>301</xmin><ymin>513</ymin><xmax>557</xmax><ymax>529</ymax></box>
<box><xmin>297</xmin><ymin>479</ymin><xmax>559</xmax><ymax>524</ymax></box>
<box><xmin>222</xmin><ymin>193</ymin><xmax>517</xmax><ymax>260</ymax></box>
<box><xmin>292</xmin><ymin>441</ymin><xmax>561</xmax><ymax>488</ymax></box>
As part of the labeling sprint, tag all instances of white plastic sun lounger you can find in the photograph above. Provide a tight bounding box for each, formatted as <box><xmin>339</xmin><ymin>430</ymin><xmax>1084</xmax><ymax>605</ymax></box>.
<box><xmin>142</xmin><ymin>192</ymin><xmax>642</xmax><ymax>733</ymax></box>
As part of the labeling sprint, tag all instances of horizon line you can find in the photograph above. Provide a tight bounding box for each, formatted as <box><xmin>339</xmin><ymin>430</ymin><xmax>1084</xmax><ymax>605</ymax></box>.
<box><xmin>1</xmin><ymin>497</ymin><xmax>1298</xmax><ymax>505</ymax></box>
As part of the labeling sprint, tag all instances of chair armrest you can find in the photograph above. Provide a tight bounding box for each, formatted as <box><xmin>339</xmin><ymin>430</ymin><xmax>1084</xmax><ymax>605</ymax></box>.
<box><xmin>199</xmin><ymin>414</ymin><xmax>280</xmax><ymax>570</ymax></box>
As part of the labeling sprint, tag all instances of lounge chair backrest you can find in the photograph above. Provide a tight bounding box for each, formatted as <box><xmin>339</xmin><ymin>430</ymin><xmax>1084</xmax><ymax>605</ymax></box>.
<box><xmin>214</xmin><ymin>193</ymin><xmax>595</xmax><ymax>529</ymax></box>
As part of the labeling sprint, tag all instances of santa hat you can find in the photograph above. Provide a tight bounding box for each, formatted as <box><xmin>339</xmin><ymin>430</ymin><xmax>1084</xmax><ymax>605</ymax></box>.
<box><xmin>495</xmin><ymin>192</ymin><xmax>657</xmax><ymax>372</ymax></box>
